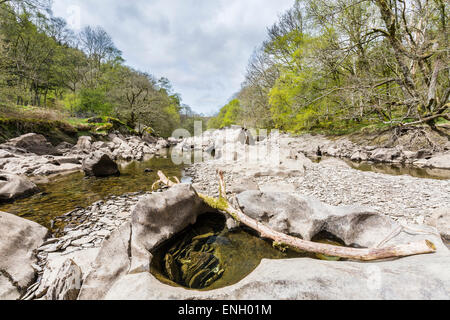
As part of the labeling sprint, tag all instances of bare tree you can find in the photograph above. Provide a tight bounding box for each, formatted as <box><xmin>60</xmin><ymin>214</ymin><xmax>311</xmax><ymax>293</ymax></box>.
<box><xmin>78</xmin><ymin>26</ymin><xmax>121</xmax><ymax>67</ymax></box>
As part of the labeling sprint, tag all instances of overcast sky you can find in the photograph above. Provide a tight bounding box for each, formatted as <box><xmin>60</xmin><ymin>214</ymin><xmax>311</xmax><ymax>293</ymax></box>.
<box><xmin>51</xmin><ymin>0</ymin><xmax>294</xmax><ymax>115</ymax></box>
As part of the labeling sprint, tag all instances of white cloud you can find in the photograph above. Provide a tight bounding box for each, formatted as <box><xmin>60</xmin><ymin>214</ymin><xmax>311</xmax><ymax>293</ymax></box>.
<box><xmin>52</xmin><ymin>0</ymin><xmax>295</xmax><ymax>114</ymax></box>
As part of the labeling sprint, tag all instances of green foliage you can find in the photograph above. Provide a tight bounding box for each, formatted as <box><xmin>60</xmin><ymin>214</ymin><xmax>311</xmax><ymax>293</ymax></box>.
<box><xmin>208</xmin><ymin>99</ymin><xmax>243</xmax><ymax>129</ymax></box>
<box><xmin>230</xmin><ymin>0</ymin><xmax>450</xmax><ymax>134</ymax></box>
<box><xmin>0</xmin><ymin>3</ymin><xmax>199</xmax><ymax>139</ymax></box>
<box><xmin>77</xmin><ymin>87</ymin><xmax>112</xmax><ymax>117</ymax></box>
<box><xmin>0</xmin><ymin>117</ymin><xmax>78</xmax><ymax>144</ymax></box>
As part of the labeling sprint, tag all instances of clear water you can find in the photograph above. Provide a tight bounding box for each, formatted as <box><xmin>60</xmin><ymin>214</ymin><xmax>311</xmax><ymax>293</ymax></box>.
<box><xmin>313</xmin><ymin>156</ymin><xmax>450</xmax><ymax>180</ymax></box>
<box><xmin>0</xmin><ymin>152</ymin><xmax>184</xmax><ymax>229</ymax></box>
<box><xmin>150</xmin><ymin>212</ymin><xmax>313</xmax><ymax>291</ymax></box>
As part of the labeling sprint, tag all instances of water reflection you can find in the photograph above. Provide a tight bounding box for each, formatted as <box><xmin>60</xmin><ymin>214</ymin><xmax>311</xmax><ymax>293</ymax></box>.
<box><xmin>314</xmin><ymin>156</ymin><xmax>450</xmax><ymax>180</ymax></box>
<box><xmin>0</xmin><ymin>153</ymin><xmax>183</xmax><ymax>228</ymax></box>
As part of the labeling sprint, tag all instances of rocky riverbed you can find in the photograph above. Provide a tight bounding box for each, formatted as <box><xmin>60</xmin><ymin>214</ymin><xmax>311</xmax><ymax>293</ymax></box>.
<box><xmin>19</xmin><ymin>191</ymin><xmax>151</xmax><ymax>300</ymax></box>
<box><xmin>0</xmin><ymin>126</ymin><xmax>449</xmax><ymax>300</ymax></box>
<box><xmin>187</xmin><ymin>158</ymin><xmax>450</xmax><ymax>227</ymax></box>
<box><xmin>0</xmin><ymin>132</ymin><xmax>174</xmax><ymax>178</ymax></box>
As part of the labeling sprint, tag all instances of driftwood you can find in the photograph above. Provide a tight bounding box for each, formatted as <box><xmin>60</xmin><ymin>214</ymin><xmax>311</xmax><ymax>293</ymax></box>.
<box><xmin>153</xmin><ymin>170</ymin><xmax>436</xmax><ymax>261</ymax></box>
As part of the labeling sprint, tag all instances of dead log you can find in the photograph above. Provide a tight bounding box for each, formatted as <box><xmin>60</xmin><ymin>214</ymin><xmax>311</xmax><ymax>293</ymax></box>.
<box><xmin>154</xmin><ymin>170</ymin><xmax>436</xmax><ymax>261</ymax></box>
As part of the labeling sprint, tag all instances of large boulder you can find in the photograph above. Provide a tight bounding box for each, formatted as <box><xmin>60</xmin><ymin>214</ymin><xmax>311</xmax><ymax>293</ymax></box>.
<box><xmin>74</xmin><ymin>136</ymin><xmax>93</xmax><ymax>153</ymax></box>
<box><xmin>78</xmin><ymin>184</ymin><xmax>209</xmax><ymax>299</ymax></box>
<box><xmin>82</xmin><ymin>151</ymin><xmax>119</xmax><ymax>177</ymax></box>
<box><xmin>426</xmin><ymin>153</ymin><xmax>450</xmax><ymax>169</ymax></box>
<box><xmin>77</xmin><ymin>187</ymin><xmax>449</xmax><ymax>300</ymax></box>
<box><xmin>0</xmin><ymin>172</ymin><xmax>39</xmax><ymax>203</ymax></box>
<box><xmin>370</xmin><ymin>148</ymin><xmax>403</xmax><ymax>163</ymax></box>
<box><xmin>236</xmin><ymin>191</ymin><xmax>396</xmax><ymax>246</ymax></box>
<box><xmin>0</xmin><ymin>212</ymin><xmax>48</xmax><ymax>300</ymax></box>
<box><xmin>4</xmin><ymin>133</ymin><xmax>60</xmax><ymax>156</ymax></box>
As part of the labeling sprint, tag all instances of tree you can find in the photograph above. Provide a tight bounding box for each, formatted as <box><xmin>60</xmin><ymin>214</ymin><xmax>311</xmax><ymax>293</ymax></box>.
<box><xmin>0</xmin><ymin>1</ymin><xmax>186</xmax><ymax>138</ymax></box>
<box><xmin>0</xmin><ymin>0</ymin><xmax>50</xmax><ymax>9</ymax></box>
<box><xmin>232</xmin><ymin>0</ymin><xmax>449</xmax><ymax>133</ymax></box>
<box><xmin>78</xmin><ymin>26</ymin><xmax>122</xmax><ymax>76</ymax></box>
<box><xmin>207</xmin><ymin>99</ymin><xmax>243</xmax><ymax>129</ymax></box>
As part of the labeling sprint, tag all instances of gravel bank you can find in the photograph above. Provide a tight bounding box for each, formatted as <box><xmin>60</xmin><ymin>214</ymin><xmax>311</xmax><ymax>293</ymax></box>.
<box><xmin>186</xmin><ymin>159</ymin><xmax>450</xmax><ymax>226</ymax></box>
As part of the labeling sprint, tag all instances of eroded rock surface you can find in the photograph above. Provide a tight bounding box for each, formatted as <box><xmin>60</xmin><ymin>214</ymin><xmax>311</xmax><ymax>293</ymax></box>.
<box><xmin>426</xmin><ymin>208</ymin><xmax>450</xmax><ymax>241</ymax></box>
<box><xmin>0</xmin><ymin>133</ymin><xmax>169</xmax><ymax>179</ymax></box>
<box><xmin>73</xmin><ymin>185</ymin><xmax>449</xmax><ymax>300</ymax></box>
<box><xmin>0</xmin><ymin>212</ymin><xmax>48</xmax><ymax>300</ymax></box>
<box><xmin>0</xmin><ymin>172</ymin><xmax>39</xmax><ymax>203</ymax></box>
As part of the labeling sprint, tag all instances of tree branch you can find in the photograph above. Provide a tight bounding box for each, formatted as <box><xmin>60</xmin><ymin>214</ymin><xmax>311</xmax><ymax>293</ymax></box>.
<box><xmin>153</xmin><ymin>171</ymin><xmax>436</xmax><ymax>262</ymax></box>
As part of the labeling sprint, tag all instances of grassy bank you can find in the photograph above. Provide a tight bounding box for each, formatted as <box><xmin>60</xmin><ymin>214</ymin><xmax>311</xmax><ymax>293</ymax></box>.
<box><xmin>0</xmin><ymin>105</ymin><xmax>139</xmax><ymax>145</ymax></box>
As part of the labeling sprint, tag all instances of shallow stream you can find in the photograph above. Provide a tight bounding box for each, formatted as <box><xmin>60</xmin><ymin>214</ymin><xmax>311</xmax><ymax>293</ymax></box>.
<box><xmin>1</xmin><ymin>149</ymin><xmax>447</xmax><ymax>290</ymax></box>
<box><xmin>0</xmin><ymin>153</ymin><xmax>184</xmax><ymax>228</ymax></box>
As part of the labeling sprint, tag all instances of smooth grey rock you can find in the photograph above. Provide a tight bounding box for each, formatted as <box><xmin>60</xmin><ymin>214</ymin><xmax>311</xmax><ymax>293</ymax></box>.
<box><xmin>0</xmin><ymin>212</ymin><xmax>48</xmax><ymax>299</ymax></box>
<box><xmin>426</xmin><ymin>208</ymin><xmax>450</xmax><ymax>241</ymax></box>
<box><xmin>78</xmin><ymin>184</ymin><xmax>210</xmax><ymax>300</ymax></box>
<box><xmin>351</xmin><ymin>151</ymin><xmax>369</xmax><ymax>162</ymax></box>
<box><xmin>33</xmin><ymin>247</ymin><xmax>99</xmax><ymax>300</ymax></box>
<box><xmin>77</xmin><ymin>187</ymin><xmax>449</xmax><ymax>300</ymax></box>
<box><xmin>82</xmin><ymin>151</ymin><xmax>119</xmax><ymax>177</ymax></box>
<box><xmin>370</xmin><ymin>148</ymin><xmax>402</xmax><ymax>163</ymax></box>
<box><xmin>426</xmin><ymin>154</ymin><xmax>450</xmax><ymax>169</ymax></box>
<box><xmin>75</xmin><ymin>136</ymin><xmax>93</xmax><ymax>153</ymax></box>
<box><xmin>43</xmin><ymin>260</ymin><xmax>82</xmax><ymax>300</ymax></box>
<box><xmin>54</xmin><ymin>156</ymin><xmax>81</xmax><ymax>165</ymax></box>
<box><xmin>0</xmin><ymin>172</ymin><xmax>39</xmax><ymax>203</ymax></box>
<box><xmin>4</xmin><ymin>133</ymin><xmax>60</xmax><ymax>156</ymax></box>
<box><xmin>55</xmin><ymin>142</ymin><xmax>74</xmax><ymax>152</ymax></box>
<box><xmin>33</xmin><ymin>163</ymin><xmax>81</xmax><ymax>176</ymax></box>
<box><xmin>77</xmin><ymin>223</ymin><xmax>132</xmax><ymax>300</ymax></box>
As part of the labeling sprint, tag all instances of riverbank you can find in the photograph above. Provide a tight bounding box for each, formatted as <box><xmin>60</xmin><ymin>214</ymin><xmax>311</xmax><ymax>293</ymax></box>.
<box><xmin>180</xmin><ymin>126</ymin><xmax>449</xmax><ymax>238</ymax></box>
<box><xmin>187</xmin><ymin>158</ymin><xmax>450</xmax><ymax>226</ymax></box>
<box><xmin>0</xmin><ymin>126</ymin><xmax>449</xmax><ymax>300</ymax></box>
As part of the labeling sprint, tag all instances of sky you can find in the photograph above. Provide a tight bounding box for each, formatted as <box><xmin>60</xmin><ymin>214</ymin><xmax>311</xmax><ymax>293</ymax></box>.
<box><xmin>51</xmin><ymin>0</ymin><xmax>295</xmax><ymax>115</ymax></box>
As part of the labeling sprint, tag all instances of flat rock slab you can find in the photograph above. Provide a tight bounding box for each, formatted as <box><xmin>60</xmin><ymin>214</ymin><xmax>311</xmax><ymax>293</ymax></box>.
<box><xmin>4</xmin><ymin>133</ymin><xmax>60</xmax><ymax>156</ymax></box>
<box><xmin>103</xmin><ymin>250</ymin><xmax>450</xmax><ymax>300</ymax></box>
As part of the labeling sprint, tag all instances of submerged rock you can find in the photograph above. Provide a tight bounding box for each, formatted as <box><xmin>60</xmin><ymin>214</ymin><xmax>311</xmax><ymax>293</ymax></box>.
<box><xmin>82</xmin><ymin>151</ymin><xmax>119</xmax><ymax>177</ymax></box>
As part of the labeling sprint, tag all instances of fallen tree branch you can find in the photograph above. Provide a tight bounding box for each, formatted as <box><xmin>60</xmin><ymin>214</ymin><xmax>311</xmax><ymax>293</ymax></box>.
<box><xmin>152</xmin><ymin>171</ymin><xmax>180</xmax><ymax>190</ymax></box>
<box><xmin>399</xmin><ymin>112</ymin><xmax>449</xmax><ymax>127</ymax></box>
<box><xmin>154</xmin><ymin>171</ymin><xmax>436</xmax><ymax>261</ymax></box>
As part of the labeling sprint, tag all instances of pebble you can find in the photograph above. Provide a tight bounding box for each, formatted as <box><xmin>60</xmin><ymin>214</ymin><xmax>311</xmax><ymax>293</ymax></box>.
<box><xmin>188</xmin><ymin>159</ymin><xmax>450</xmax><ymax>225</ymax></box>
